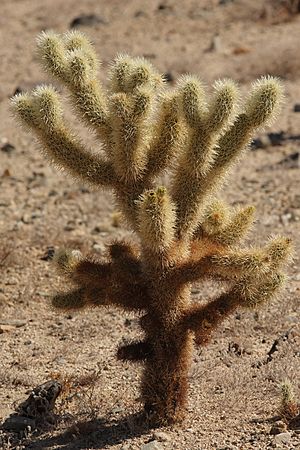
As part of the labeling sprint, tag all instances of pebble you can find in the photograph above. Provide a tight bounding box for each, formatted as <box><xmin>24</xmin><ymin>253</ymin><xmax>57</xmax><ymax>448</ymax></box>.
<box><xmin>70</xmin><ymin>14</ymin><xmax>107</xmax><ymax>28</ymax></box>
<box><xmin>278</xmin><ymin>152</ymin><xmax>299</xmax><ymax>169</ymax></box>
<box><xmin>270</xmin><ymin>420</ymin><xmax>288</xmax><ymax>435</ymax></box>
<box><xmin>208</xmin><ymin>34</ymin><xmax>222</xmax><ymax>52</ymax></box>
<box><xmin>0</xmin><ymin>319</ymin><xmax>27</xmax><ymax>327</ymax></box>
<box><xmin>273</xmin><ymin>432</ymin><xmax>292</xmax><ymax>444</ymax></box>
<box><xmin>134</xmin><ymin>10</ymin><xmax>147</xmax><ymax>18</ymax></box>
<box><xmin>93</xmin><ymin>243</ymin><xmax>105</xmax><ymax>253</ymax></box>
<box><xmin>141</xmin><ymin>441</ymin><xmax>163</xmax><ymax>450</ymax></box>
<box><xmin>0</xmin><ymin>324</ymin><xmax>16</xmax><ymax>333</ymax></box>
<box><xmin>55</xmin><ymin>356</ymin><xmax>66</xmax><ymax>366</ymax></box>
<box><xmin>251</xmin><ymin>135</ymin><xmax>272</xmax><ymax>149</ymax></box>
<box><xmin>1</xmin><ymin>142</ymin><xmax>15</xmax><ymax>154</ymax></box>
<box><xmin>1</xmin><ymin>415</ymin><xmax>36</xmax><ymax>432</ymax></box>
<box><xmin>111</xmin><ymin>406</ymin><xmax>124</xmax><ymax>414</ymax></box>
<box><xmin>152</xmin><ymin>431</ymin><xmax>171</xmax><ymax>442</ymax></box>
<box><xmin>280</xmin><ymin>212</ymin><xmax>292</xmax><ymax>226</ymax></box>
<box><xmin>40</xmin><ymin>246</ymin><xmax>55</xmax><ymax>261</ymax></box>
<box><xmin>294</xmin><ymin>104</ymin><xmax>300</xmax><ymax>112</ymax></box>
<box><xmin>13</xmin><ymin>86</ymin><xmax>23</xmax><ymax>95</ymax></box>
<box><xmin>163</xmin><ymin>72</ymin><xmax>174</xmax><ymax>83</ymax></box>
<box><xmin>157</xmin><ymin>3</ymin><xmax>174</xmax><ymax>14</ymax></box>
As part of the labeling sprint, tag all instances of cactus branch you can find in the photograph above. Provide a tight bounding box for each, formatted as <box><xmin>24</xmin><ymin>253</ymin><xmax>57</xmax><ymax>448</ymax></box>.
<box><xmin>170</xmin><ymin>236</ymin><xmax>292</xmax><ymax>286</ymax></box>
<box><xmin>172</xmin><ymin>77</ymin><xmax>283</xmax><ymax>238</ymax></box>
<box><xmin>37</xmin><ymin>31</ymin><xmax>111</xmax><ymax>144</ymax></box>
<box><xmin>11</xmin><ymin>87</ymin><xmax>116</xmax><ymax>187</ymax></box>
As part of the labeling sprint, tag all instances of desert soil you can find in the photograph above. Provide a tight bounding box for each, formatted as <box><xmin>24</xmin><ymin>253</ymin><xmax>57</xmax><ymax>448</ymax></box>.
<box><xmin>0</xmin><ymin>1</ymin><xmax>299</xmax><ymax>449</ymax></box>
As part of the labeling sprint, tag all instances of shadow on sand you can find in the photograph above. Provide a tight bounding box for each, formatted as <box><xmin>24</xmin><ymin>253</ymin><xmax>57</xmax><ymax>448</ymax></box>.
<box><xmin>26</xmin><ymin>412</ymin><xmax>152</xmax><ymax>449</ymax></box>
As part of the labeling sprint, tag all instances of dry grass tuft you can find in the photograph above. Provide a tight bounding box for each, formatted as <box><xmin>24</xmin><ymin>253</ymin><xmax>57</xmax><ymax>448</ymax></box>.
<box><xmin>50</xmin><ymin>371</ymin><xmax>101</xmax><ymax>422</ymax></box>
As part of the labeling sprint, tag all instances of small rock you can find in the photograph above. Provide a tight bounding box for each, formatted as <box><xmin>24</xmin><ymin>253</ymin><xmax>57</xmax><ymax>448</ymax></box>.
<box><xmin>294</xmin><ymin>104</ymin><xmax>300</xmax><ymax>112</ymax></box>
<box><xmin>134</xmin><ymin>10</ymin><xmax>146</xmax><ymax>18</ymax></box>
<box><xmin>228</xmin><ymin>341</ymin><xmax>251</xmax><ymax>356</ymax></box>
<box><xmin>13</xmin><ymin>86</ymin><xmax>23</xmax><ymax>95</ymax></box>
<box><xmin>111</xmin><ymin>406</ymin><xmax>124</xmax><ymax>414</ymax></box>
<box><xmin>251</xmin><ymin>135</ymin><xmax>272</xmax><ymax>149</ymax></box>
<box><xmin>48</xmin><ymin>189</ymin><xmax>58</xmax><ymax>196</ymax></box>
<box><xmin>0</xmin><ymin>320</ymin><xmax>27</xmax><ymax>328</ymax></box>
<box><xmin>207</xmin><ymin>34</ymin><xmax>222</xmax><ymax>52</ymax></box>
<box><xmin>55</xmin><ymin>356</ymin><xmax>66</xmax><ymax>366</ymax></box>
<box><xmin>268</xmin><ymin>131</ymin><xmax>286</xmax><ymax>146</ymax></box>
<box><xmin>22</xmin><ymin>213</ymin><xmax>32</xmax><ymax>224</ymax></box>
<box><xmin>152</xmin><ymin>431</ymin><xmax>170</xmax><ymax>441</ymax></box>
<box><xmin>157</xmin><ymin>3</ymin><xmax>173</xmax><ymax>13</ymax></box>
<box><xmin>163</xmin><ymin>72</ymin><xmax>174</xmax><ymax>83</ymax></box>
<box><xmin>141</xmin><ymin>441</ymin><xmax>163</xmax><ymax>450</ymax></box>
<box><xmin>0</xmin><ymin>324</ymin><xmax>16</xmax><ymax>333</ymax></box>
<box><xmin>70</xmin><ymin>14</ymin><xmax>107</xmax><ymax>28</ymax></box>
<box><xmin>1</xmin><ymin>415</ymin><xmax>36</xmax><ymax>432</ymax></box>
<box><xmin>2</xmin><ymin>168</ymin><xmax>11</xmax><ymax>177</ymax></box>
<box><xmin>278</xmin><ymin>152</ymin><xmax>299</xmax><ymax>169</ymax></box>
<box><xmin>273</xmin><ymin>432</ymin><xmax>291</xmax><ymax>444</ymax></box>
<box><xmin>64</xmin><ymin>224</ymin><xmax>75</xmax><ymax>231</ymax></box>
<box><xmin>93</xmin><ymin>244</ymin><xmax>103</xmax><ymax>253</ymax></box>
<box><xmin>270</xmin><ymin>420</ymin><xmax>288</xmax><ymax>435</ymax></box>
<box><xmin>40</xmin><ymin>246</ymin><xmax>55</xmax><ymax>261</ymax></box>
<box><xmin>1</xmin><ymin>142</ymin><xmax>15</xmax><ymax>154</ymax></box>
<box><xmin>17</xmin><ymin>380</ymin><xmax>62</xmax><ymax>423</ymax></box>
<box><xmin>281</xmin><ymin>212</ymin><xmax>292</xmax><ymax>226</ymax></box>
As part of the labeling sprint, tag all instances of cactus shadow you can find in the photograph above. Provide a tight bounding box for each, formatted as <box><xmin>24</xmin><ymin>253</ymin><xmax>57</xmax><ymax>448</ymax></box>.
<box><xmin>27</xmin><ymin>412</ymin><xmax>152</xmax><ymax>449</ymax></box>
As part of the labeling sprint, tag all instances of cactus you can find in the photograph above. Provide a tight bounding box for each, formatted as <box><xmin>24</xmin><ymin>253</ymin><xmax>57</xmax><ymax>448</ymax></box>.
<box><xmin>12</xmin><ymin>31</ymin><xmax>292</xmax><ymax>426</ymax></box>
<box><xmin>279</xmin><ymin>380</ymin><xmax>299</xmax><ymax>422</ymax></box>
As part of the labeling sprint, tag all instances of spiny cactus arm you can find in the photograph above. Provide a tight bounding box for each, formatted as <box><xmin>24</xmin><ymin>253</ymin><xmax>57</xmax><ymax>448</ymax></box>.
<box><xmin>170</xmin><ymin>236</ymin><xmax>292</xmax><ymax>286</ymax></box>
<box><xmin>108</xmin><ymin>55</ymin><xmax>163</xmax><ymax>184</ymax></box>
<box><xmin>108</xmin><ymin>87</ymin><xmax>152</xmax><ymax>183</ymax></box>
<box><xmin>52</xmin><ymin>288</ymin><xmax>87</xmax><ymax>310</ymax></box>
<box><xmin>52</xmin><ymin>277</ymin><xmax>149</xmax><ymax>311</ymax></box>
<box><xmin>182</xmin><ymin>292</ymin><xmax>240</xmax><ymax>345</ymax></box>
<box><xmin>171</xmin><ymin>78</ymin><xmax>238</xmax><ymax>238</ymax></box>
<box><xmin>11</xmin><ymin>87</ymin><xmax>116</xmax><ymax>187</ymax></box>
<box><xmin>117</xmin><ymin>340</ymin><xmax>152</xmax><ymax>362</ymax></box>
<box><xmin>137</xmin><ymin>187</ymin><xmax>176</xmax><ymax>269</ymax></box>
<box><xmin>172</xmin><ymin>77</ymin><xmax>283</xmax><ymax>238</ymax></box>
<box><xmin>193</xmin><ymin>201</ymin><xmax>255</xmax><ymax>246</ymax></box>
<box><xmin>36</xmin><ymin>31</ymin><xmax>111</xmax><ymax>144</ymax></box>
<box><xmin>109</xmin><ymin>54</ymin><xmax>162</xmax><ymax>94</ymax></box>
<box><xmin>109</xmin><ymin>54</ymin><xmax>134</xmax><ymax>93</ymax></box>
<box><xmin>194</xmin><ymin>199</ymin><xmax>230</xmax><ymax>237</ymax></box>
<box><xmin>182</xmin><ymin>270</ymin><xmax>285</xmax><ymax>345</ymax></box>
<box><xmin>54</xmin><ymin>244</ymin><xmax>150</xmax><ymax>310</ymax></box>
<box><xmin>106</xmin><ymin>57</ymin><xmax>165</xmax><ymax>227</ymax></box>
<box><xmin>144</xmin><ymin>92</ymin><xmax>185</xmax><ymax>180</ymax></box>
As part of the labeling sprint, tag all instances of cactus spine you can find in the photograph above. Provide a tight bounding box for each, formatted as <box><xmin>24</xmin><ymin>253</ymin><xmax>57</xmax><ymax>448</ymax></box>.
<box><xmin>12</xmin><ymin>31</ymin><xmax>292</xmax><ymax>426</ymax></box>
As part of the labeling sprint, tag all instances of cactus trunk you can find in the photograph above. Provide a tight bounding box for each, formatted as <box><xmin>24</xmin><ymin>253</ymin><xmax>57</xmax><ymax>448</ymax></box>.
<box><xmin>141</xmin><ymin>288</ymin><xmax>193</xmax><ymax>425</ymax></box>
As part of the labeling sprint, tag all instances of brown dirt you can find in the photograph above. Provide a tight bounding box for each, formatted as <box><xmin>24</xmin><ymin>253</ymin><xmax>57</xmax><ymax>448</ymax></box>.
<box><xmin>0</xmin><ymin>0</ymin><xmax>299</xmax><ymax>449</ymax></box>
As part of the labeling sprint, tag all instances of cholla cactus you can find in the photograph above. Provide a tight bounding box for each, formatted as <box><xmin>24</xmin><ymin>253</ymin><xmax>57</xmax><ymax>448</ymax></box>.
<box><xmin>12</xmin><ymin>31</ymin><xmax>292</xmax><ymax>426</ymax></box>
<box><xmin>279</xmin><ymin>380</ymin><xmax>299</xmax><ymax>422</ymax></box>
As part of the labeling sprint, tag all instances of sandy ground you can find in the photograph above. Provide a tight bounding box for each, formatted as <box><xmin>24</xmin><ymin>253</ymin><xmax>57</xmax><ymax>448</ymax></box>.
<box><xmin>0</xmin><ymin>1</ymin><xmax>300</xmax><ymax>449</ymax></box>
